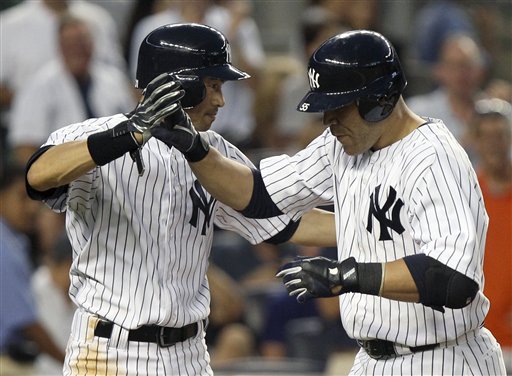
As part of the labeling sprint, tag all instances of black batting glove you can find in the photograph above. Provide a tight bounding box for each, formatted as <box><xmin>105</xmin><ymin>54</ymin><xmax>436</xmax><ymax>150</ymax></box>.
<box><xmin>150</xmin><ymin>107</ymin><xmax>210</xmax><ymax>162</ymax></box>
<box><xmin>127</xmin><ymin>73</ymin><xmax>185</xmax><ymax>144</ymax></box>
<box><xmin>276</xmin><ymin>256</ymin><xmax>359</xmax><ymax>303</ymax></box>
<box><xmin>87</xmin><ymin>73</ymin><xmax>185</xmax><ymax>175</ymax></box>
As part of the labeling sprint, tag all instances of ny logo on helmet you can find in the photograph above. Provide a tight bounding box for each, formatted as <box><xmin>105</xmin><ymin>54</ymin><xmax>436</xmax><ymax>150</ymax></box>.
<box><xmin>308</xmin><ymin>68</ymin><xmax>320</xmax><ymax>89</ymax></box>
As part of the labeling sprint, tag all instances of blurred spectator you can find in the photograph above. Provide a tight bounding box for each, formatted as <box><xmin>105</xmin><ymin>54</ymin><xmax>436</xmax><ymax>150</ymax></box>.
<box><xmin>264</xmin><ymin>6</ymin><xmax>344</xmax><ymax>152</ymax></box>
<box><xmin>129</xmin><ymin>0</ymin><xmax>265</xmax><ymax>149</ymax></box>
<box><xmin>31</xmin><ymin>231</ymin><xmax>74</xmax><ymax>375</ymax></box>
<box><xmin>408</xmin><ymin>33</ymin><xmax>487</xmax><ymax>164</ymax></box>
<box><xmin>0</xmin><ymin>0</ymin><xmax>126</xmax><ymax>167</ymax></box>
<box><xmin>0</xmin><ymin>0</ymin><xmax>125</xmax><ymax>108</ymax></box>
<box><xmin>9</xmin><ymin>15</ymin><xmax>136</xmax><ymax>164</ymax></box>
<box><xmin>207</xmin><ymin>264</ymin><xmax>256</xmax><ymax>369</ymax></box>
<box><xmin>485</xmin><ymin>79</ymin><xmax>512</xmax><ymax>104</ymax></box>
<box><xmin>122</xmin><ymin>0</ymin><xmax>168</xmax><ymax>64</ymax></box>
<box><xmin>0</xmin><ymin>162</ymin><xmax>64</xmax><ymax>373</ymax></box>
<box><xmin>472</xmin><ymin>98</ymin><xmax>512</xmax><ymax>373</ymax></box>
<box><xmin>312</xmin><ymin>0</ymin><xmax>380</xmax><ymax>31</ymax></box>
<box><xmin>412</xmin><ymin>0</ymin><xmax>477</xmax><ymax>65</ymax></box>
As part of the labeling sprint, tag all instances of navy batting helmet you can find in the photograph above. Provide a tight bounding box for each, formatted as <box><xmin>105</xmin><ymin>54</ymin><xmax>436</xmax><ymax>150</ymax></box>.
<box><xmin>297</xmin><ymin>30</ymin><xmax>406</xmax><ymax>122</ymax></box>
<box><xmin>136</xmin><ymin>23</ymin><xmax>250</xmax><ymax>89</ymax></box>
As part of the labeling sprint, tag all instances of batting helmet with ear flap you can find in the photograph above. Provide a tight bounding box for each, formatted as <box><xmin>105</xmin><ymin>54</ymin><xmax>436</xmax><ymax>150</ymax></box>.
<box><xmin>297</xmin><ymin>30</ymin><xmax>407</xmax><ymax>122</ymax></box>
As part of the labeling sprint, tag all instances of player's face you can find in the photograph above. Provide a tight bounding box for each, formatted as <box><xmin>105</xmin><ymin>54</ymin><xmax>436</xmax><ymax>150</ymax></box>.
<box><xmin>185</xmin><ymin>77</ymin><xmax>225</xmax><ymax>131</ymax></box>
<box><xmin>324</xmin><ymin>103</ymin><xmax>385</xmax><ymax>155</ymax></box>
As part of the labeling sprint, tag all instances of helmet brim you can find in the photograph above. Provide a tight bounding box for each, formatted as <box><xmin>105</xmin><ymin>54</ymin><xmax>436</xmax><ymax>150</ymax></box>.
<box><xmin>296</xmin><ymin>90</ymin><xmax>359</xmax><ymax>113</ymax></box>
<box><xmin>196</xmin><ymin>64</ymin><xmax>250</xmax><ymax>81</ymax></box>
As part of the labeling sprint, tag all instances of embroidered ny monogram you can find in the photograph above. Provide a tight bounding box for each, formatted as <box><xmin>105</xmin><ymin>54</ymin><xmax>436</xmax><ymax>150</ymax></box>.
<box><xmin>189</xmin><ymin>180</ymin><xmax>215</xmax><ymax>235</ymax></box>
<box><xmin>366</xmin><ymin>184</ymin><xmax>405</xmax><ymax>241</ymax></box>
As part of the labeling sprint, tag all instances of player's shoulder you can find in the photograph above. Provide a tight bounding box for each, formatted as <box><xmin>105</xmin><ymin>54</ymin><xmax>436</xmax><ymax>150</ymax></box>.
<box><xmin>201</xmin><ymin>130</ymin><xmax>239</xmax><ymax>151</ymax></box>
<box><xmin>202</xmin><ymin>130</ymin><xmax>255</xmax><ymax>165</ymax></box>
<box><xmin>408</xmin><ymin>118</ymin><xmax>473</xmax><ymax>173</ymax></box>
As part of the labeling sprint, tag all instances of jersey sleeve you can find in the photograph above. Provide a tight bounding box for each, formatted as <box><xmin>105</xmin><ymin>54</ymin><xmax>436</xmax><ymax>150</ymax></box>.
<box><xmin>408</xmin><ymin>152</ymin><xmax>488</xmax><ymax>284</ymax></box>
<box><xmin>35</xmin><ymin>115</ymin><xmax>126</xmax><ymax>212</ymax></box>
<box><xmin>259</xmin><ymin>130</ymin><xmax>335</xmax><ymax>221</ymax></box>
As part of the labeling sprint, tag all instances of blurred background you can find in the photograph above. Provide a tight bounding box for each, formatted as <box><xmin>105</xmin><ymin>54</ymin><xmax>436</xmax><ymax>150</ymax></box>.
<box><xmin>1</xmin><ymin>1</ymin><xmax>511</xmax><ymax>375</ymax></box>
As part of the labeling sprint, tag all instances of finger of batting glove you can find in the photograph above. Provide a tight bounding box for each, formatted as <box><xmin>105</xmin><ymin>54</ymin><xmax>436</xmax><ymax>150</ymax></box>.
<box><xmin>144</xmin><ymin>73</ymin><xmax>177</xmax><ymax>97</ymax></box>
<box><xmin>148</xmin><ymin>100</ymin><xmax>182</xmax><ymax>125</ymax></box>
<box><xmin>275</xmin><ymin>264</ymin><xmax>302</xmax><ymax>278</ymax></box>
<box><xmin>145</xmin><ymin>83</ymin><xmax>184</xmax><ymax>110</ymax></box>
<box><xmin>295</xmin><ymin>288</ymin><xmax>313</xmax><ymax>303</ymax></box>
<box><xmin>150</xmin><ymin>112</ymin><xmax>196</xmax><ymax>151</ymax></box>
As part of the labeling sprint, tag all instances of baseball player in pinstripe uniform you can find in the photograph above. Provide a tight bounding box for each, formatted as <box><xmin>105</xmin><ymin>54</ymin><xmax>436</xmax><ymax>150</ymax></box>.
<box><xmin>25</xmin><ymin>23</ymin><xmax>335</xmax><ymax>375</ymax></box>
<box><xmin>159</xmin><ymin>30</ymin><xmax>507</xmax><ymax>374</ymax></box>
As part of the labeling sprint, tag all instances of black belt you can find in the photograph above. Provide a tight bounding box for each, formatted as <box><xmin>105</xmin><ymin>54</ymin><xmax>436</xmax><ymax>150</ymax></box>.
<box><xmin>358</xmin><ymin>339</ymin><xmax>439</xmax><ymax>360</ymax></box>
<box><xmin>94</xmin><ymin>320</ymin><xmax>200</xmax><ymax>348</ymax></box>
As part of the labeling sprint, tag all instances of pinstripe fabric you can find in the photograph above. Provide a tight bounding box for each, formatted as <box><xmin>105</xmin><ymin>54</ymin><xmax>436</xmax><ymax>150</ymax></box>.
<box><xmin>261</xmin><ymin>119</ymin><xmax>506</xmax><ymax>374</ymax></box>
<box><xmin>63</xmin><ymin>309</ymin><xmax>212</xmax><ymax>376</ymax></box>
<box><xmin>350</xmin><ymin>328</ymin><xmax>505</xmax><ymax>375</ymax></box>
<box><xmin>41</xmin><ymin>114</ymin><xmax>291</xmax><ymax>375</ymax></box>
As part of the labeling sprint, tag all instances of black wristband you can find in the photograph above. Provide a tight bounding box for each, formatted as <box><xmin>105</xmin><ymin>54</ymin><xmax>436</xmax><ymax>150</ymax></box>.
<box><xmin>87</xmin><ymin>126</ymin><xmax>140</xmax><ymax>166</ymax></box>
<box><xmin>357</xmin><ymin>262</ymin><xmax>384</xmax><ymax>296</ymax></box>
<box><xmin>184</xmin><ymin>134</ymin><xmax>210</xmax><ymax>162</ymax></box>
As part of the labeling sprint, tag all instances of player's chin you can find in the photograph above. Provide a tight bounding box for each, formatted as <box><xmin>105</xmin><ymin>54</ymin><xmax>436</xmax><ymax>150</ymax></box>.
<box><xmin>202</xmin><ymin>114</ymin><xmax>216</xmax><ymax>129</ymax></box>
<box><xmin>339</xmin><ymin>142</ymin><xmax>365</xmax><ymax>156</ymax></box>
<box><xmin>195</xmin><ymin>117</ymin><xmax>214</xmax><ymax>131</ymax></box>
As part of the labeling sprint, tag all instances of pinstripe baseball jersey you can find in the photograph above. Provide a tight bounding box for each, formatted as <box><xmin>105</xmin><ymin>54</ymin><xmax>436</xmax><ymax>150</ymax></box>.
<box><xmin>39</xmin><ymin>113</ymin><xmax>291</xmax><ymax>331</ymax></box>
<box><xmin>260</xmin><ymin>119</ymin><xmax>490</xmax><ymax>347</ymax></box>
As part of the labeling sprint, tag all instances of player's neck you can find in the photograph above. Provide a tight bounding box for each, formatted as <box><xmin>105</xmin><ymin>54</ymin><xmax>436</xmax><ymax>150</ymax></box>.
<box><xmin>374</xmin><ymin>100</ymin><xmax>423</xmax><ymax>149</ymax></box>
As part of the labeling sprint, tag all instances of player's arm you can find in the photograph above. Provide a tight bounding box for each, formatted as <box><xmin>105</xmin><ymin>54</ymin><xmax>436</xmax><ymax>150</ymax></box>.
<box><xmin>190</xmin><ymin>146</ymin><xmax>254</xmax><ymax>211</ymax></box>
<box><xmin>150</xmin><ymin>108</ymin><xmax>270</xmax><ymax>212</ymax></box>
<box><xmin>26</xmin><ymin>141</ymin><xmax>96</xmax><ymax>192</ymax></box>
<box><xmin>277</xmin><ymin>254</ymin><xmax>479</xmax><ymax>312</ymax></box>
<box><xmin>26</xmin><ymin>74</ymin><xmax>184</xmax><ymax>197</ymax></box>
<box><xmin>288</xmin><ymin>208</ymin><xmax>336</xmax><ymax>247</ymax></box>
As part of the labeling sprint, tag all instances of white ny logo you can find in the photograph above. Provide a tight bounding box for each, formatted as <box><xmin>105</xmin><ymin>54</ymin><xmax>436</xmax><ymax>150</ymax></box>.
<box><xmin>308</xmin><ymin>68</ymin><xmax>320</xmax><ymax>89</ymax></box>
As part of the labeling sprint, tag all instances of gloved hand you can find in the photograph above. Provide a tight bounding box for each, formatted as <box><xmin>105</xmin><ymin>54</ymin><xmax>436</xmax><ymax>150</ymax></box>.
<box><xmin>127</xmin><ymin>73</ymin><xmax>186</xmax><ymax>144</ymax></box>
<box><xmin>87</xmin><ymin>73</ymin><xmax>186</xmax><ymax>174</ymax></box>
<box><xmin>150</xmin><ymin>107</ymin><xmax>210</xmax><ymax>162</ymax></box>
<box><xmin>276</xmin><ymin>256</ymin><xmax>360</xmax><ymax>303</ymax></box>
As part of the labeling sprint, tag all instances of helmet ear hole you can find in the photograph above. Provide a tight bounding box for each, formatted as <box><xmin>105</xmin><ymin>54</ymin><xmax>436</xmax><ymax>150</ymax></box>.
<box><xmin>357</xmin><ymin>93</ymin><xmax>400</xmax><ymax>122</ymax></box>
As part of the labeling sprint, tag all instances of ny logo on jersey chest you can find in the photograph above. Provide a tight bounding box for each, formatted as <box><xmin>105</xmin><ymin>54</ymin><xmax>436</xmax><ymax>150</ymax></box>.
<box><xmin>189</xmin><ymin>180</ymin><xmax>215</xmax><ymax>235</ymax></box>
<box><xmin>366</xmin><ymin>184</ymin><xmax>405</xmax><ymax>241</ymax></box>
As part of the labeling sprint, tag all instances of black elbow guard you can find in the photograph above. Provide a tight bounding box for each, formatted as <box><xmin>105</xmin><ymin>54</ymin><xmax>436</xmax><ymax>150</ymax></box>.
<box><xmin>404</xmin><ymin>254</ymin><xmax>479</xmax><ymax>312</ymax></box>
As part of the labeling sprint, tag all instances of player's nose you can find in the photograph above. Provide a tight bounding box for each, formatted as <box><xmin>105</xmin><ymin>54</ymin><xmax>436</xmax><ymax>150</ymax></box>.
<box><xmin>323</xmin><ymin>111</ymin><xmax>338</xmax><ymax>128</ymax></box>
<box><xmin>212</xmin><ymin>90</ymin><xmax>225</xmax><ymax>108</ymax></box>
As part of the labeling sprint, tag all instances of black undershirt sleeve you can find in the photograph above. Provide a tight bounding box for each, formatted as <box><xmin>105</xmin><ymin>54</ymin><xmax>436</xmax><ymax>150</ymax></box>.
<box><xmin>264</xmin><ymin>218</ymin><xmax>301</xmax><ymax>244</ymax></box>
<box><xmin>240</xmin><ymin>169</ymin><xmax>283</xmax><ymax>219</ymax></box>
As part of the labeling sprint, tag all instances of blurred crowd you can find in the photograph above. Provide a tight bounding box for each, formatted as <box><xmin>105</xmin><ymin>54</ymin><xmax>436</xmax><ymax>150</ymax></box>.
<box><xmin>0</xmin><ymin>1</ymin><xmax>510</xmax><ymax>375</ymax></box>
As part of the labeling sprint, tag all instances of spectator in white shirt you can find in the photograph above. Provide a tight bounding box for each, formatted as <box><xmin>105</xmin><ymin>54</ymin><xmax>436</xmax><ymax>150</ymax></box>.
<box><xmin>9</xmin><ymin>15</ymin><xmax>136</xmax><ymax>163</ymax></box>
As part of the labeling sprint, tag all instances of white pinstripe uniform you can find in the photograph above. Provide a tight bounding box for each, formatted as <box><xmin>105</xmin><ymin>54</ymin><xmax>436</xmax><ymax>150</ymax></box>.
<box><xmin>39</xmin><ymin>114</ymin><xmax>292</xmax><ymax>376</ymax></box>
<box><xmin>261</xmin><ymin>119</ymin><xmax>506</xmax><ymax>375</ymax></box>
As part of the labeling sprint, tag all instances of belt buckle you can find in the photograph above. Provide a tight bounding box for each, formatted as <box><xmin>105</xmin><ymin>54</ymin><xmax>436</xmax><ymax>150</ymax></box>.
<box><xmin>358</xmin><ymin>339</ymin><xmax>395</xmax><ymax>360</ymax></box>
<box><xmin>157</xmin><ymin>327</ymin><xmax>176</xmax><ymax>348</ymax></box>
